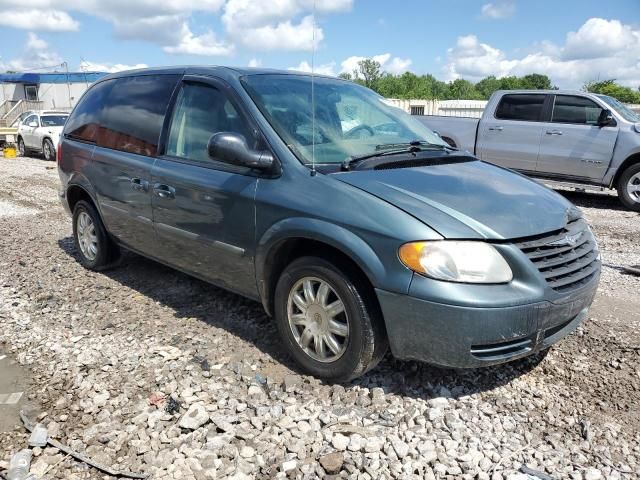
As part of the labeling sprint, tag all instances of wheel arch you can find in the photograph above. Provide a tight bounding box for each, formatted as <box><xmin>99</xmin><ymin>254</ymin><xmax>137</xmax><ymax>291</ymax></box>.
<box><xmin>256</xmin><ymin>218</ymin><xmax>389</xmax><ymax>317</ymax></box>
<box><xmin>612</xmin><ymin>152</ymin><xmax>640</xmax><ymax>187</ymax></box>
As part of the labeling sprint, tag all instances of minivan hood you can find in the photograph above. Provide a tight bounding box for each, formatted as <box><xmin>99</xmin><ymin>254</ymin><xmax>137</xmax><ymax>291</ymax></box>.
<box><xmin>333</xmin><ymin>160</ymin><xmax>573</xmax><ymax>240</ymax></box>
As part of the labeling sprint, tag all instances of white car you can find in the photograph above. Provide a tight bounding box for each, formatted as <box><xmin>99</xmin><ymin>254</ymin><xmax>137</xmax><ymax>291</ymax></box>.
<box><xmin>17</xmin><ymin>111</ymin><xmax>69</xmax><ymax>161</ymax></box>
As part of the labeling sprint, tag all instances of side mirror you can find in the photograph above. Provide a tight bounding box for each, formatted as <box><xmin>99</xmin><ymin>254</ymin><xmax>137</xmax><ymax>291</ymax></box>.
<box><xmin>597</xmin><ymin>109</ymin><xmax>614</xmax><ymax>127</ymax></box>
<box><xmin>207</xmin><ymin>132</ymin><xmax>274</xmax><ymax>171</ymax></box>
<box><xmin>28</xmin><ymin>121</ymin><xmax>38</xmax><ymax>128</ymax></box>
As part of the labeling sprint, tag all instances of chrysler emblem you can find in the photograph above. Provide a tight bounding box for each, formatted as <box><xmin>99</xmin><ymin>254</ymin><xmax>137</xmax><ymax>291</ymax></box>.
<box><xmin>547</xmin><ymin>231</ymin><xmax>583</xmax><ymax>247</ymax></box>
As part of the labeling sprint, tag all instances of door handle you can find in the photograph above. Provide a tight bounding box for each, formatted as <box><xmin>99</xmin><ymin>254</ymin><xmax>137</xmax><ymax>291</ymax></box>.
<box><xmin>130</xmin><ymin>178</ymin><xmax>148</xmax><ymax>192</ymax></box>
<box><xmin>153</xmin><ymin>184</ymin><xmax>175</xmax><ymax>199</ymax></box>
<box><xmin>488</xmin><ymin>126</ymin><xmax>504</xmax><ymax>131</ymax></box>
<box><xmin>546</xmin><ymin>129</ymin><xmax>563</xmax><ymax>135</ymax></box>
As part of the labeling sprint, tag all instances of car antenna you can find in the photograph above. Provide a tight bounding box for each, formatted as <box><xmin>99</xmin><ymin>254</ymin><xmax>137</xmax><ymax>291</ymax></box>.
<box><xmin>310</xmin><ymin>0</ymin><xmax>317</xmax><ymax>177</ymax></box>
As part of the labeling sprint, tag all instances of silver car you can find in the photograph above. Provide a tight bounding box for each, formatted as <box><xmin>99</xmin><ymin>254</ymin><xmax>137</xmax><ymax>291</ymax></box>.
<box><xmin>17</xmin><ymin>110</ymin><xmax>69</xmax><ymax>161</ymax></box>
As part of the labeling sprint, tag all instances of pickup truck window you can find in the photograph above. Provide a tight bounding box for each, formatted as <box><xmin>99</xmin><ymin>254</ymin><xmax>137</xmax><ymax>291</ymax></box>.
<box><xmin>495</xmin><ymin>94</ymin><xmax>545</xmax><ymax>122</ymax></box>
<box><xmin>552</xmin><ymin>95</ymin><xmax>603</xmax><ymax>125</ymax></box>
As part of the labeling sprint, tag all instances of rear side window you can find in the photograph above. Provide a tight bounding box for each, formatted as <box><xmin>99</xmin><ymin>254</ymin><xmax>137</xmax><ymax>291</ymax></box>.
<box><xmin>97</xmin><ymin>75</ymin><xmax>179</xmax><ymax>157</ymax></box>
<box><xmin>65</xmin><ymin>79</ymin><xmax>116</xmax><ymax>143</ymax></box>
<box><xmin>552</xmin><ymin>95</ymin><xmax>603</xmax><ymax>125</ymax></box>
<box><xmin>495</xmin><ymin>94</ymin><xmax>546</xmax><ymax>122</ymax></box>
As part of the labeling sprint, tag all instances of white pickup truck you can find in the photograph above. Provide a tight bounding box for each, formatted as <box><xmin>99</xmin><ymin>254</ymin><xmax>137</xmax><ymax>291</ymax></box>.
<box><xmin>420</xmin><ymin>90</ymin><xmax>640</xmax><ymax>211</ymax></box>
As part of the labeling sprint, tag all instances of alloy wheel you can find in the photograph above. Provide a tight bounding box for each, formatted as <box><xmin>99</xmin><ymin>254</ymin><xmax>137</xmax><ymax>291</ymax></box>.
<box><xmin>287</xmin><ymin>276</ymin><xmax>349</xmax><ymax>363</ymax></box>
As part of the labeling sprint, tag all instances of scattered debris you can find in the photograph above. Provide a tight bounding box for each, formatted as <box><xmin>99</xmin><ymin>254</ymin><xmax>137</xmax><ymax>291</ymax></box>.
<box><xmin>621</xmin><ymin>264</ymin><xmax>640</xmax><ymax>276</ymax></box>
<box><xmin>27</xmin><ymin>424</ymin><xmax>48</xmax><ymax>447</ymax></box>
<box><xmin>520</xmin><ymin>465</ymin><xmax>555</xmax><ymax>480</ymax></box>
<box><xmin>147</xmin><ymin>392</ymin><xmax>166</xmax><ymax>408</ymax></box>
<box><xmin>6</xmin><ymin>449</ymin><xmax>31</xmax><ymax>480</ymax></box>
<box><xmin>19</xmin><ymin>410</ymin><xmax>147</xmax><ymax>479</ymax></box>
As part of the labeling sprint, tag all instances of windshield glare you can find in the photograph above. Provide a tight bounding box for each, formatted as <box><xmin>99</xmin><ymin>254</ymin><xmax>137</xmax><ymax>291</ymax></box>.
<box><xmin>41</xmin><ymin>115</ymin><xmax>68</xmax><ymax>127</ymax></box>
<box><xmin>597</xmin><ymin>95</ymin><xmax>640</xmax><ymax>123</ymax></box>
<box><xmin>242</xmin><ymin>74</ymin><xmax>447</xmax><ymax>165</ymax></box>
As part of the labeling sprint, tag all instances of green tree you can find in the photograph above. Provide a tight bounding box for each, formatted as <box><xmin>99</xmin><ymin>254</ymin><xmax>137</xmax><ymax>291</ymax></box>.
<box><xmin>354</xmin><ymin>59</ymin><xmax>382</xmax><ymax>89</ymax></box>
<box><xmin>520</xmin><ymin>74</ymin><xmax>552</xmax><ymax>90</ymax></box>
<box><xmin>337</xmin><ymin>72</ymin><xmax>352</xmax><ymax>80</ymax></box>
<box><xmin>584</xmin><ymin>79</ymin><xmax>640</xmax><ymax>103</ymax></box>
<box><xmin>446</xmin><ymin>79</ymin><xmax>483</xmax><ymax>100</ymax></box>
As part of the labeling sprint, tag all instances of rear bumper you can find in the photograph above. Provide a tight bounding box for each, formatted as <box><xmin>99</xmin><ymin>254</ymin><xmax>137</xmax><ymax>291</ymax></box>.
<box><xmin>59</xmin><ymin>188</ymin><xmax>71</xmax><ymax>216</ymax></box>
<box><xmin>376</xmin><ymin>274</ymin><xmax>598</xmax><ymax>368</ymax></box>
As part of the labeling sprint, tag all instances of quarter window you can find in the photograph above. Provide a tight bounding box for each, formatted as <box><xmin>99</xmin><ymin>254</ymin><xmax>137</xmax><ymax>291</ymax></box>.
<box><xmin>97</xmin><ymin>74</ymin><xmax>179</xmax><ymax>156</ymax></box>
<box><xmin>24</xmin><ymin>115</ymin><xmax>38</xmax><ymax>126</ymax></box>
<box><xmin>166</xmin><ymin>82</ymin><xmax>253</xmax><ymax>164</ymax></box>
<box><xmin>552</xmin><ymin>95</ymin><xmax>603</xmax><ymax>125</ymax></box>
<box><xmin>64</xmin><ymin>79</ymin><xmax>116</xmax><ymax>143</ymax></box>
<box><xmin>495</xmin><ymin>94</ymin><xmax>546</xmax><ymax>122</ymax></box>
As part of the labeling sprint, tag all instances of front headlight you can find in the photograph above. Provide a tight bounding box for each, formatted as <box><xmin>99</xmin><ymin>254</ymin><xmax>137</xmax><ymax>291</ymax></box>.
<box><xmin>399</xmin><ymin>241</ymin><xmax>513</xmax><ymax>283</ymax></box>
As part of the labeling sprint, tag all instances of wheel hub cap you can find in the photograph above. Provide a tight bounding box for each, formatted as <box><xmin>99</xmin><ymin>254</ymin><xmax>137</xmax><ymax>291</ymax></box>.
<box><xmin>627</xmin><ymin>173</ymin><xmax>640</xmax><ymax>202</ymax></box>
<box><xmin>77</xmin><ymin>211</ymin><xmax>98</xmax><ymax>261</ymax></box>
<box><xmin>287</xmin><ymin>277</ymin><xmax>349</xmax><ymax>363</ymax></box>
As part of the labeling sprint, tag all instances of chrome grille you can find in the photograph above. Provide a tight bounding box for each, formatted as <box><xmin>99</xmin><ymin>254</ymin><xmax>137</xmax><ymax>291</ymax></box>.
<box><xmin>515</xmin><ymin>218</ymin><xmax>599</xmax><ymax>293</ymax></box>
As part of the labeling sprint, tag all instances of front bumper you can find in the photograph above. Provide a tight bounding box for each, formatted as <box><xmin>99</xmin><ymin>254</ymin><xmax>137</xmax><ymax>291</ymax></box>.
<box><xmin>376</xmin><ymin>271</ymin><xmax>599</xmax><ymax>368</ymax></box>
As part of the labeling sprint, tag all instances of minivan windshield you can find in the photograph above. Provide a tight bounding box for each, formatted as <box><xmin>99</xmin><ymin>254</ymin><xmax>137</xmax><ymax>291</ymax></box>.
<box><xmin>41</xmin><ymin>115</ymin><xmax>68</xmax><ymax>127</ymax></box>
<box><xmin>242</xmin><ymin>74</ymin><xmax>448</xmax><ymax>165</ymax></box>
<box><xmin>597</xmin><ymin>95</ymin><xmax>640</xmax><ymax>123</ymax></box>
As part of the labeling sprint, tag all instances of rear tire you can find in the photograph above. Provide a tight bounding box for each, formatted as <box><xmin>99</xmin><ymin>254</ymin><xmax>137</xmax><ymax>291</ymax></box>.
<box><xmin>72</xmin><ymin>200</ymin><xmax>119</xmax><ymax>270</ymax></box>
<box><xmin>43</xmin><ymin>138</ymin><xmax>55</xmax><ymax>161</ymax></box>
<box><xmin>274</xmin><ymin>256</ymin><xmax>387</xmax><ymax>382</ymax></box>
<box><xmin>616</xmin><ymin>163</ymin><xmax>640</xmax><ymax>212</ymax></box>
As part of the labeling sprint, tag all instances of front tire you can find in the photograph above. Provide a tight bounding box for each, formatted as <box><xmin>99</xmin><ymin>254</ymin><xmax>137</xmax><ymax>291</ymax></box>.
<box><xmin>43</xmin><ymin>139</ymin><xmax>55</xmax><ymax>161</ymax></box>
<box><xmin>616</xmin><ymin>163</ymin><xmax>640</xmax><ymax>212</ymax></box>
<box><xmin>17</xmin><ymin>137</ymin><xmax>26</xmax><ymax>156</ymax></box>
<box><xmin>72</xmin><ymin>200</ymin><xmax>119</xmax><ymax>270</ymax></box>
<box><xmin>274</xmin><ymin>256</ymin><xmax>387</xmax><ymax>382</ymax></box>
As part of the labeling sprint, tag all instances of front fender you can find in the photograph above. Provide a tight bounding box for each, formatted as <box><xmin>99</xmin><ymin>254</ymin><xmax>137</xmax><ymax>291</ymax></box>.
<box><xmin>256</xmin><ymin>217</ymin><xmax>413</xmax><ymax>310</ymax></box>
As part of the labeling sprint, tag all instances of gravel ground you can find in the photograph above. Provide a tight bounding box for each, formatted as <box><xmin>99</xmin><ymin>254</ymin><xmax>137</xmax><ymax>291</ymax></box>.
<box><xmin>0</xmin><ymin>156</ymin><xmax>639</xmax><ymax>480</ymax></box>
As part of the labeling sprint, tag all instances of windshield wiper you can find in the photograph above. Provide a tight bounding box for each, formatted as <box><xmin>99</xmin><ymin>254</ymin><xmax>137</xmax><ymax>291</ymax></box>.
<box><xmin>342</xmin><ymin>140</ymin><xmax>454</xmax><ymax>171</ymax></box>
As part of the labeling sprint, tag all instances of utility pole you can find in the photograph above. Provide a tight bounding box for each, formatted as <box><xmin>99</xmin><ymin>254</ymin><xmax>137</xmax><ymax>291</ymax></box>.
<box><xmin>64</xmin><ymin>61</ymin><xmax>72</xmax><ymax>108</ymax></box>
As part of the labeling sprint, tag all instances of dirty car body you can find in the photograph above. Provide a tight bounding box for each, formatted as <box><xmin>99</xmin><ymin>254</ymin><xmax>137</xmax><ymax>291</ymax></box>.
<box><xmin>57</xmin><ymin>67</ymin><xmax>601</xmax><ymax>380</ymax></box>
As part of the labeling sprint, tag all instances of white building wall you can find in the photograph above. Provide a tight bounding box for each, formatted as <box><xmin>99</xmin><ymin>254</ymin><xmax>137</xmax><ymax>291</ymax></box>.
<box><xmin>1</xmin><ymin>82</ymin><xmax>91</xmax><ymax>110</ymax></box>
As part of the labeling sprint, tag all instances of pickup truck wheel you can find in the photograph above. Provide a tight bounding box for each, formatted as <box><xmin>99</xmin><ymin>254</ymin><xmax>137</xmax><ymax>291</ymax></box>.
<box><xmin>17</xmin><ymin>137</ymin><xmax>26</xmax><ymax>156</ymax></box>
<box><xmin>43</xmin><ymin>139</ymin><xmax>55</xmax><ymax>161</ymax></box>
<box><xmin>616</xmin><ymin>164</ymin><xmax>640</xmax><ymax>212</ymax></box>
<box><xmin>274</xmin><ymin>256</ymin><xmax>387</xmax><ymax>382</ymax></box>
<box><xmin>72</xmin><ymin>200</ymin><xmax>119</xmax><ymax>270</ymax></box>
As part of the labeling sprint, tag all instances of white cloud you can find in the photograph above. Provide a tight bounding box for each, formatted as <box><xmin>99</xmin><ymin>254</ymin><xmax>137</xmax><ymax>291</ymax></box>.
<box><xmin>0</xmin><ymin>32</ymin><xmax>63</xmax><ymax>71</ymax></box>
<box><xmin>235</xmin><ymin>15</ymin><xmax>321</xmax><ymax>51</ymax></box>
<box><xmin>248</xmin><ymin>58</ymin><xmax>262</xmax><ymax>68</ymax></box>
<box><xmin>444</xmin><ymin>17</ymin><xmax>640</xmax><ymax>89</ymax></box>
<box><xmin>563</xmin><ymin>18</ymin><xmax>638</xmax><ymax>60</ymax></box>
<box><xmin>480</xmin><ymin>1</ymin><xmax>515</xmax><ymax>19</ymax></box>
<box><xmin>340</xmin><ymin>53</ymin><xmax>412</xmax><ymax>75</ymax></box>
<box><xmin>222</xmin><ymin>0</ymin><xmax>350</xmax><ymax>51</ymax></box>
<box><xmin>288</xmin><ymin>60</ymin><xmax>336</xmax><ymax>76</ymax></box>
<box><xmin>79</xmin><ymin>60</ymin><xmax>148</xmax><ymax>73</ymax></box>
<box><xmin>0</xmin><ymin>9</ymin><xmax>79</xmax><ymax>31</ymax></box>
<box><xmin>0</xmin><ymin>0</ymin><xmax>353</xmax><ymax>56</ymax></box>
<box><xmin>164</xmin><ymin>23</ymin><xmax>233</xmax><ymax>56</ymax></box>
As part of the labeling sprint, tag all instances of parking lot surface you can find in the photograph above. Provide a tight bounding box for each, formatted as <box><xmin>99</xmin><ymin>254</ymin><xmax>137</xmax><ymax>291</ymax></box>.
<box><xmin>1</xmin><ymin>156</ymin><xmax>639</xmax><ymax>479</ymax></box>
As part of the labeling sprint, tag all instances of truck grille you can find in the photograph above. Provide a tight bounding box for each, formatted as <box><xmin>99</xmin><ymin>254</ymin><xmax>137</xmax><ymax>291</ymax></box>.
<box><xmin>515</xmin><ymin>218</ymin><xmax>599</xmax><ymax>293</ymax></box>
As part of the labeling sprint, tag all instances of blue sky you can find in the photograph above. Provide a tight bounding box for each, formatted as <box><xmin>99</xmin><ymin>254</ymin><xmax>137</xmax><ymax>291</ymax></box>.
<box><xmin>0</xmin><ymin>0</ymin><xmax>638</xmax><ymax>89</ymax></box>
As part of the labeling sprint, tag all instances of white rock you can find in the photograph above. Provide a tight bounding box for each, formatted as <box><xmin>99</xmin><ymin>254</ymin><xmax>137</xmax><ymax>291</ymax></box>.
<box><xmin>178</xmin><ymin>403</ymin><xmax>209</xmax><ymax>430</ymax></box>
<box><xmin>332</xmin><ymin>433</ymin><xmax>349</xmax><ymax>451</ymax></box>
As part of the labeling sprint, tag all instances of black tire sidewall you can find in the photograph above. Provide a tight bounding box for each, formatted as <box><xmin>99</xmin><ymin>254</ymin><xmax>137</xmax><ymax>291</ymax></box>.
<box><xmin>18</xmin><ymin>138</ymin><xmax>25</xmax><ymax>156</ymax></box>
<box><xmin>274</xmin><ymin>257</ymin><xmax>378</xmax><ymax>382</ymax></box>
<box><xmin>72</xmin><ymin>200</ymin><xmax>112</xmax><ymax>270</ymax></box>
<box><xmin>617</xmin><ymin>164</ymin><xmax>640</xmax><ymax>211</ymax></box>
